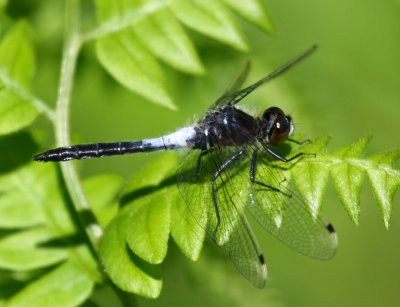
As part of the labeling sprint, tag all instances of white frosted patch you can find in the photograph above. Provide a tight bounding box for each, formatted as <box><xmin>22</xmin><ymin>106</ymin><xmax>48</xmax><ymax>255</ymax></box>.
<box><xmin>143</xmin><ymin>137</ymin><xmax>164</xmax><ymax>148</ymax></box>
<box><xmin>142</xmin><ymin>126</ymin><xmax>196</xmax><ymax>150</ymax></box>
<box><xmin>162</xmin><ymin>126</ymin><xmax>196</xmax><ymax>149</ymax></box>
<box><xmin>223</xmin><ymin>117</ymin><xmax>228</xmax><ymax>125</ymax></box>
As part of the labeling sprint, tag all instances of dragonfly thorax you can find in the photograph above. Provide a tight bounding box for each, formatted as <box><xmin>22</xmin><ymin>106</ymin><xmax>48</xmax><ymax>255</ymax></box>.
<box><xmin>194</xmin><ymin>105</ymin><xmax>259</xmax><ymax>149</ymax></box>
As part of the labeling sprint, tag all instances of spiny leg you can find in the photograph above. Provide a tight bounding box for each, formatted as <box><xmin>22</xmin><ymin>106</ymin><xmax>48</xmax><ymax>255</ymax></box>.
<box><xmin>260</xmin><ymin>141</ymin><xmax>315</xmax><ymax>163</ymax></box>
<box><xmin>195</xmin><ymin>148</ymin><xmax>215</xmax><ymax>179</ymax></box>
<box><xmin>211</xmin><ymin>149</ymin><xmax>245</xmax><ymax>235</ymax></box>
<box><xmin>250</xmin><ymin>148</ymin><xmax>291</xmax><ymax>197</ymax></box>
<box><xmin>287</xmin><ymin>138</ymin><xmax>311</xmax><ymax>145</ymax></box>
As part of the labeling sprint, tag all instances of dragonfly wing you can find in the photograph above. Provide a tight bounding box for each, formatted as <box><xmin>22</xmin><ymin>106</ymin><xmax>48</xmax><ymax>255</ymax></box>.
<box><xmin>246</xmin><ymin>148</ymin><xmax>337</xmax><ymax>260</ymax></box>
<box><xmin>176</xmin><ymin>146</ymin><xmax>267</xmax><ymax>288</ymax></box>
<box><xmin>210</xmin><ymin>62</ymin><xmax>251</xmax><ymax>109</ymax></box>
<box><xmin>210</xmin><ymin>46</ymin><xmax>318</xmax><ymax>109</ymax></box>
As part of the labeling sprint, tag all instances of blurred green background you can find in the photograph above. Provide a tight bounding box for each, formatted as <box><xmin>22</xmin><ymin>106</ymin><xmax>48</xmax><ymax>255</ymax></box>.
<box><xmin>7</xmin><ymin>0</ymin><xmax>400</xmax><ymax>306</ymax></box>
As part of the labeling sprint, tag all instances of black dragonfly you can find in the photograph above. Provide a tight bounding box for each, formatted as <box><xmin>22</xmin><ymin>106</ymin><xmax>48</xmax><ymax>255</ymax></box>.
<box><xmin>34</xmin><ymin>45</ymin><xmax>337</xmax><ymax>288</ymax></box>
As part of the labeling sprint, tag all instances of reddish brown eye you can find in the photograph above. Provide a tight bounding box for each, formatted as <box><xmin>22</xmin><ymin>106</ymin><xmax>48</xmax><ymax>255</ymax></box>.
<box><xmin>261</xmin><ymin>107</ymin><xmax>292</xmax><ymax>145</ymax></box>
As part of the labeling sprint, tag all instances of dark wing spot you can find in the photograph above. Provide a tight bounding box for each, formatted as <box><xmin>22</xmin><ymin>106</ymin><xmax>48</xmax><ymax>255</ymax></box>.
<box><xmin>258</xmin><ymin>254</ymin><xmax>266</xmax><ymax>265</ymax></box>
<box><xmin>326</xmin><ymin>223</ymin><xmax>336</xmax><ymax>234</ymax></box>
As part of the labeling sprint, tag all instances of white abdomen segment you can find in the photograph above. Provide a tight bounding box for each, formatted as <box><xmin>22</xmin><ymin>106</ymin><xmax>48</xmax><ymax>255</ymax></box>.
<box><xmin>142</xmin><ymin>126</ymin><xmax>196</xmax><ymax>150</ymax></box>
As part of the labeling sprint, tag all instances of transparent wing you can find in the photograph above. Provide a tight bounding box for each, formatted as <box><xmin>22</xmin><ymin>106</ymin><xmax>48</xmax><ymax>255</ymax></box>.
<box><xmin>176</xmin><ymin>132</ymin><xmax>337</xmax><ymax>287</ymax></box>
<box><xmin>210</xmin><ymin>62</ymin><xmax>251</xmax><ymax>110</ymax></box>
<box><xmin>176</xmin><ymin>146</ymin><xmax>267</xmax><ymax>288</ymax></box>
<box><xmin>245</xmin><ymin>145</ymin><xmax>337</xmax><ymax>260</ymax></box>
<box><xmin>211</xmin><ymin>45</ymin><xmax>317</xmax><ymax>109</ymax></box>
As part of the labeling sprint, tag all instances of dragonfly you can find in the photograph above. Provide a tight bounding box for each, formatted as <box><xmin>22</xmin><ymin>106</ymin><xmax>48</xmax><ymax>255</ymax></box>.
<box><xmin>34</xmin><ymin>45</ymin><xmax>337</xmax><ymax>288</ymax></box>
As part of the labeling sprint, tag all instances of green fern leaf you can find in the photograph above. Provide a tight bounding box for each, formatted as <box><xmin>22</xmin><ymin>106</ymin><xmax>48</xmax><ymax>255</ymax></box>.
<box><xmin>0</xmin><ymin>21</ymin><xmax>34</xmax><ymax>87</ymax></box>
<box><xmin>83</xmin><ymin>174</ymin><xmax>123</xmax><ymax>227</ymax></box>
<box><xmin>167</xmin><ymin>0</ymin><xmax>248</xmax><ymax>51</ymax></box>
<box><xmin>0</xmin><ymin>135</ymin><xmax>124</xmax><ymax>303</ymax></box>
<box><xmin>124</xmin><ymin>153</ymin><xmax>177</xmax><ymax>190</ymax></box>
<box><xmin>366</xmin><ymin>151</ymin><xmax>400</xmax><ymax>228</ymax></box>
<box><xmin>5</xmin><ymin>260</ymin><xmax>94</xmax><ymax>307</ymax></box>
<box><xmin>0</xmin><ymin>163</ymin><xmax>59</xmax><ymax>229</ymax></box>
<box><xmin>99</xmin><ymin>137</ymin><xmax>399</xmax><ymax>296</ymax></box>
<box><xmin>122</xmin><ymin>190</ymin><xmax>171</xmax><ymax>265</ymax></box>
<box><xmin>96</xmin><ymin>30</ymin><xmax>176</xmax><ymax>110</ymax></box>
<box><xmin>170</xmin><ymin>188</ymin><xmax>206</xmax><ymax>261</ymax></box>
<box><xmin>221</xmin><ymin>0</ymin><xmax>275</xmax><ymax>34</ymax></box>
<box><xmin>330</xmin><ymin>136</ymin><xmax>371</xmax><ymax>224</ymax></box>
<box><xmin>291</xmin><ymin>136</ymin><xmax>331</xmax><ymax>217</ymax></box>
<box><xmin>289</xmin><ymin>136</ymin><xmax>399</xmax><ymax>227</ymax></box>
<box><xmin>99</xmin><ymin>153</ymin><xmax>176</xmax><ymax>296</ymax></box>
<box><xmin>0</xmin><ymin>21</ymin><xmax>38</xmax><ymax>135</ymax></box>
<box><xmin>99</xmin><ymin>152</ymin><xmax>207</xmax><ymax>295</ymax></box>
<box><xmin>0</xmin><ymin>162</ymin><xmax>97</xmax><ymax>303</ymax></box>
<box><xmin>0</xmin><ymin>228</ymin><xmax>68</xmax><ymax>271</ymax></box>
<box><xmin>93</xmin><ymin>0</ymin><xmax>274</xmax><ymax>109</ymax></box>
<box><xmin>127</xmin><ymin>151</ymin><xmax>206</xmax><ymax>263</ymax></box>
<box><xmin>99</xmin><ymin>216</ymin><xmax>162</xmax><ymax>298</ymax></box>
<box><xmin>133</xmin><ymin>7</ymin><xmax>204</xmax><ymax>74</ymax></box>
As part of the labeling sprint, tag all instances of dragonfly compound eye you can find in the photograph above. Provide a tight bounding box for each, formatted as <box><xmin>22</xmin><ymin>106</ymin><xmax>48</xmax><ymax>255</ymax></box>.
<box><xmin>262</xmin><ymin>107</ymin><xmax>291</xmax><ymax>145</ymax></box>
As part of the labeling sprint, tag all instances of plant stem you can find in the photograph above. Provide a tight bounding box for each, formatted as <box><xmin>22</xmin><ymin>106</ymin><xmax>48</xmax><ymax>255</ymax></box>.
<box><xmin>55</xmin><ymin>0</ymin><xmax>103</xmax><ymax>250</ymax></box>
<box><xmin>55</xmin><ymin>3</ymin><xmax>137</xmax><ymax>305</ymax></box>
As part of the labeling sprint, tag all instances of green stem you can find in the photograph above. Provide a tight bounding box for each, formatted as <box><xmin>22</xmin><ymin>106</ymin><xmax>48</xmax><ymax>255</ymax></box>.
<box><xmin>55</xmin><ymin>0</ymin><xmax>103</xmax><ymax>250</ymax></box>
<box><xmin>55</xmin><ymin>3</ymin><xmax>136</xmax><ymax>305</ymax></box>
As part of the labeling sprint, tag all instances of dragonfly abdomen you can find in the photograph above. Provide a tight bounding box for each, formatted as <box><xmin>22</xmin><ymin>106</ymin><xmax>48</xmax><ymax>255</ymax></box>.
<box><xmin>33</xmin><ymin>141</ymin><xmax>148</xmax><ymax>162</ymax></box>
<box><xmin>33</xmin><ymin>126</ymin><xmax>198</xmax><ymax>162</ymax></box>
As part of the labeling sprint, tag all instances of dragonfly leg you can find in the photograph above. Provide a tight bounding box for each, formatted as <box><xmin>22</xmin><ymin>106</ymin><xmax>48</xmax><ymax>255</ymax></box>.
<box><xmin>250</xmin><ymin>149</ymin><xmax>291</xmax><ymax>197</ymax></box>
<box><xmin>287</xmin><ymin>138</ymin><xmax>311</xmax><ymax>145</ymax></box>
<box><xmin>260</xmin><ymin>142</ymin><xmax>315</xmax><ymax>162</ymax></box>
<box><xmin>195</xmin><ymin>148</ymin><xmax>215</xmax><ymax>179</ymax></box>
<box><xmin>211</xmin><ymin>149</ymin><xmax>245</xmax><ymax>234</ymax></box>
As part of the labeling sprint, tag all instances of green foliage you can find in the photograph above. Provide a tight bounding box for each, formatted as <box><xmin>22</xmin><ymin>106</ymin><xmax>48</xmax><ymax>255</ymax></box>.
<box><xmin>0</xmin><ymin>0</ymin><xmax>399</xmax><ymax>306</ymax></box>
<box><xmin>100</xmin><ymin>215</ymin><xmax>163</xmax><ymax>298</ymax></box>
<box><xmin>0</xmin><ymin>0</ymin><xmax>8</xmax><ymax>10</ymax></box>
<box><xmin>0</xmin><ymin>135</ymin><xmax>124</xmax><ymax>305</ymax></box>
<box><xmin>0</xmin><ymin>160</ymin><xmax>88</xmax><ymax>303</ymax></box>
<box><xmin>290</xmin><ymin>136</ymin><xmax>400</xmax><ymax>227</ymax></box>
<box><xmin>5</xmin><ymin>261</ymin><xmax>94</xmax><ymax>307</ymax></box>
<box><xmin>133</xmin><ymin>7</ymin><xmax>204</xmax><ymax>74</ymax></box>
<box><xmin>166</xmin><ymin>0</ymin><xmax>248</xmax><ymax>51</ymax></box>
<box><xmin>0</xmin><ymin>21</ymin><xmax>38</xmax><ymax>135</ymax></box>
<box><xmin>220</xmin><ymin>0</ymin><xmax>274</xmax><ymax>33</ymax></box>
<box><xmin>99</xmin><ymin>137</ymin><xmax>399</xmax><ymax>297</ymax></box>
<box><xmin>93</xmin><ymin>0</ymin><xmax>272</xmax><ymax>109</ymax></box>
<box><xmin>99</xmin><ymin>153</ymin><xmax>206</xmax><ymax>298</ymax></box>
<box><xmin>96</xmin><ymin>29</ymin><xmax>177</xmax><ymax>110</ymax></box>
<box><xmin>0</xmin><ymin>1</ymin><xmax>275</xmax><ymax>303</ymax></box>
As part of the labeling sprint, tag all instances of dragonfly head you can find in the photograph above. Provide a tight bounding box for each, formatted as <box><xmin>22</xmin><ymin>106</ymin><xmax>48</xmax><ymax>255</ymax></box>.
<box><xmin>260</xmin><ymin>107</ymin><xmax>294</xmax><ymax>145</ymax></box>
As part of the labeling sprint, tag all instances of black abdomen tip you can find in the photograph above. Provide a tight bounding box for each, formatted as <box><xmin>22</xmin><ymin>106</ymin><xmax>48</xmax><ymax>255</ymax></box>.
<box><xmin>33</xmin><ymin>152</ymin><xmax>47</xmax><ymax>162</ymax></box>
<box><xmin>32</xmin><ymin>148</ymin><xmax>74</xmax><ymax>162</ymax></box>
<box><xmin>326</xmin><ymin>223</ymin><xmax>335</xmax><ymax>234</ymax></box>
